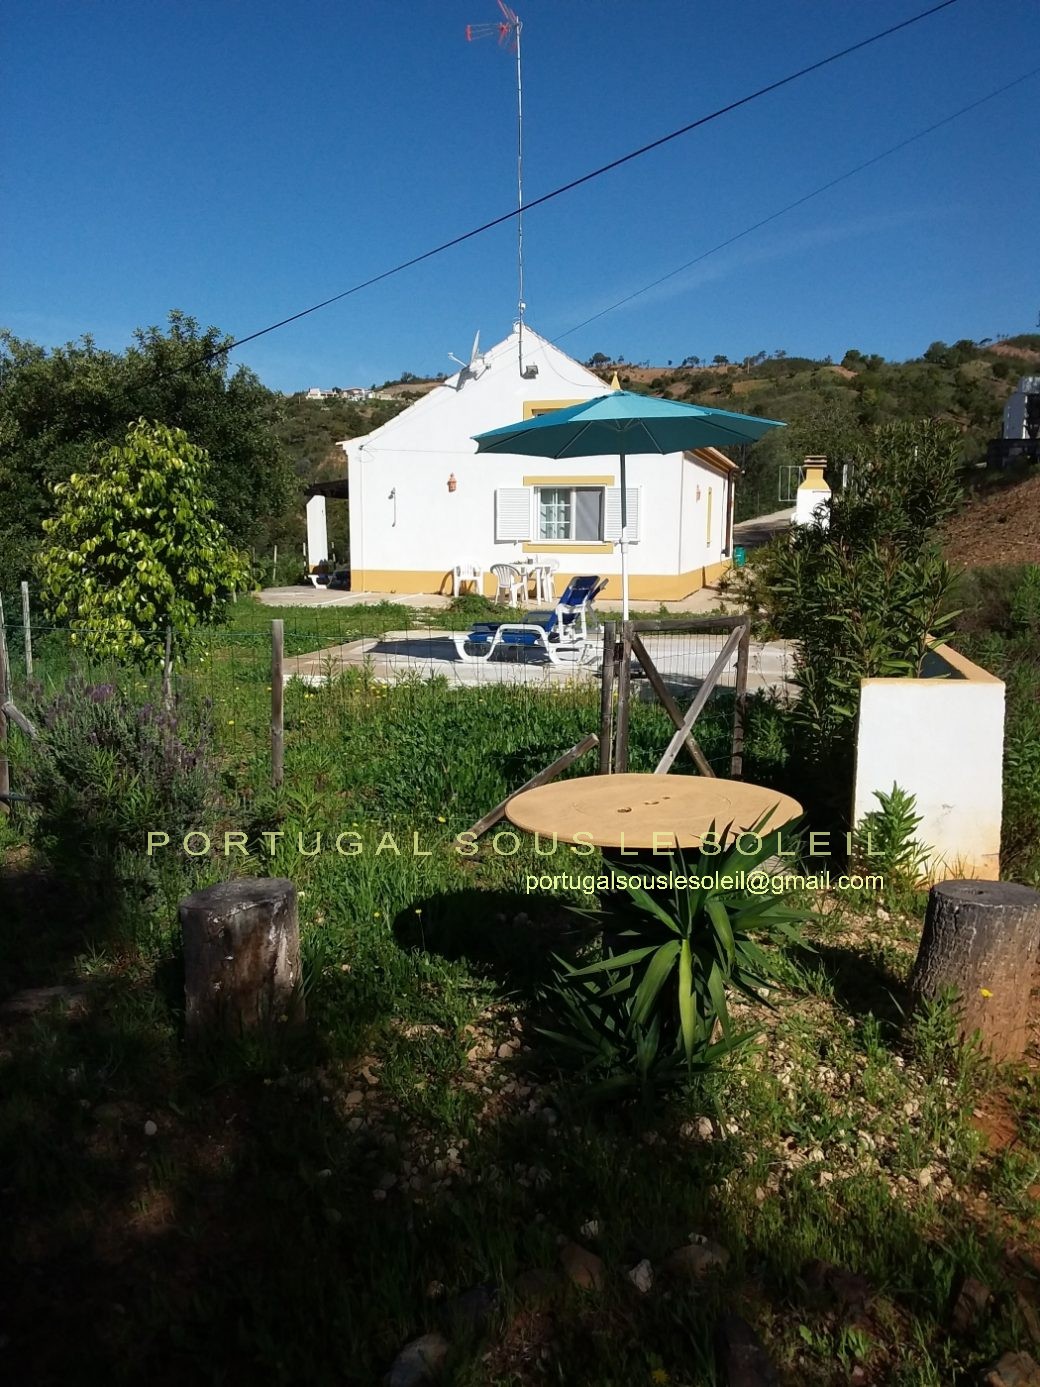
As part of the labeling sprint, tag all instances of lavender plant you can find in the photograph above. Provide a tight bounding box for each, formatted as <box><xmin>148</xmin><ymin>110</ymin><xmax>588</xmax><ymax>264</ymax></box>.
<box><xmin>16</xmin><ymin>678</ymin><xmax>221</xmax><ymax>929</ymax></box>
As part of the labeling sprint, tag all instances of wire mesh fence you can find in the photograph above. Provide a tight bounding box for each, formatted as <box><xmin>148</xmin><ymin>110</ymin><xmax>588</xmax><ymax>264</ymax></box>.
<box><xmin>0</xmin><ymin>589</ymin><xmax>794</xmax><ymax>812</ymax></box>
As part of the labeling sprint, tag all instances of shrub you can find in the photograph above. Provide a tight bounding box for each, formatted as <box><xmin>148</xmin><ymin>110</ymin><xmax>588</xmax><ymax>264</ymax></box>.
<box><xmin>538</xmin><ymin>820</ymin><xmax>807</xmax><ymax>1103</ymax></box>
<box><xmin>853</xmin><ymin>783</ymin><xmax>931</xmax><ymax>899</ymax></box>
<box><xmin>16</xmin><ymin>679</ymin><xmax>221</xmax><ymax>931</ymax></box>
<box><xmin>36</xmin><ymin>419</ymin><xmax>250</xmax><ymax>666</ymax></box>
<box><xmin>754</xmin><ymin>420</ymin><xmax>962</xmax><ymax>816</ymax></box>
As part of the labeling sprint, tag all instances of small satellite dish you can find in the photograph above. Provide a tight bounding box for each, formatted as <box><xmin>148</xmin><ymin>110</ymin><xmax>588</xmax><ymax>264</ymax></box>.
<box><xmin>448</xmin><ymin>330</ymin><xmax>488</xmax><ymax>384</ymax></box>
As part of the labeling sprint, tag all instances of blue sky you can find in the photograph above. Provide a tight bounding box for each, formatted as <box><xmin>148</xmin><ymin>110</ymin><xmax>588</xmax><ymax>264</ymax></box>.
<box><xmin>4</xmin><ymin>0</ymin><xmax>1038</xmax><ymax>392</ymax></box>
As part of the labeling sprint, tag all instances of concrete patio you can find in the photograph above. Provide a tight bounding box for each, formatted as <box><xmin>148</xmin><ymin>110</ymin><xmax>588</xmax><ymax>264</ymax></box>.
<box><xmin>285</xmin><ymin>628</ymin><xmax>795</xmax><ymax>695</ymax></box>
<box><xmin>257</xmin><ymin>583</ymin><xmax>741</xmax><ymax>614</ymax></box>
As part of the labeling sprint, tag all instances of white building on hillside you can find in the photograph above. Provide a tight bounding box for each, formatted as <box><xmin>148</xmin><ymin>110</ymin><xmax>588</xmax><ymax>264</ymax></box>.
<box><xmin>336</xmin><ymin>324</ymin><xmax>739</xmax><ymax>602</ymax></box>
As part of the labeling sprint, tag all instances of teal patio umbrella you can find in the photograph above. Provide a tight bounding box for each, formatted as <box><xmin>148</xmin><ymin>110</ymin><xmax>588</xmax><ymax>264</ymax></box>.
<box><xmin>472</xmin><ymin>384</ymin><xmax>785</xmax><ymax>619</ymax></box>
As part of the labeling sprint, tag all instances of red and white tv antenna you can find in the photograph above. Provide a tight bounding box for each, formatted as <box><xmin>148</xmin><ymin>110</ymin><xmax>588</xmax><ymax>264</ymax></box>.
<box><xmin>466</xmin><ymin>4</ymin><xmax>537</xmax><ymax>377</ymax></box>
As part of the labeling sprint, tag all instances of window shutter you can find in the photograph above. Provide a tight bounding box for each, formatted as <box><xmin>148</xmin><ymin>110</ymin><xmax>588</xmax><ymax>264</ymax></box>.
<box><xmin>604</xmin><ymin>487</ymin><xmax>640</xmax><ymax>541</ymax></box>
<box><xmin>495</xmin><ymin>487</ymin><xmax>530</xmax><ymax>541</ymax></box>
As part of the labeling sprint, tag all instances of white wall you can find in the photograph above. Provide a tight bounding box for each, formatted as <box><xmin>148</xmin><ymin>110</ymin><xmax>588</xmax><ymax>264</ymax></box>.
<box><xmin>344</xmin><ymin>325</ymin><xmax>725</xmax><ymax>588</ymax></box>
<box><xmin>853</xmin><ymin>646</ymin><xmax>1004</xmax><ymax>880</ymax></box>
<box><xmin>305</xmin><ymin>495</ymin><xmax>328</xmax><ymax>569</ymax></box>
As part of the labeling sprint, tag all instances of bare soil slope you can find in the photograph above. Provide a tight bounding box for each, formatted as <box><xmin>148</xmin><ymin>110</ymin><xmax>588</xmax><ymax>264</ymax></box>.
<box><xmin>944</xmin><ymin>472</ymin><xmax>1040</xmax><ymax>567</ymax></box>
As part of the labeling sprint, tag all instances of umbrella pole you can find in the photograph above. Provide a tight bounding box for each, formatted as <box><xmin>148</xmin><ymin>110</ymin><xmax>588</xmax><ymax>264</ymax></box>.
<box><xmin>619</xmin><ymin>449</ymin><xmax>629</xmax><ymax>621</ymax></box>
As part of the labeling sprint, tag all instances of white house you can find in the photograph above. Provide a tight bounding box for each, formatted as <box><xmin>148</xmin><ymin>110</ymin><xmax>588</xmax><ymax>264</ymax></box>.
<box><xmin>337</xmin><ymin>324</ymin><xmax>739</xmax><ymax>602</ymax></box>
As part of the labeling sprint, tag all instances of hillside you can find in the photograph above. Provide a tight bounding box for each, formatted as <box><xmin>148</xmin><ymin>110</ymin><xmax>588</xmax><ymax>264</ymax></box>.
<box><xmin>944</xmin><ymin>470</ymin><xmax>1040</xmax><ymax>568</ymax></box>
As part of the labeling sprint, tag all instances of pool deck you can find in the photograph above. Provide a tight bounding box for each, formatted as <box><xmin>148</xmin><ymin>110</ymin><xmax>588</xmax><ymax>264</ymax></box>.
<box><xmin>285</xmin><ymin>629</ymin><xmax>795</xmax><ymax>695</ymax></box>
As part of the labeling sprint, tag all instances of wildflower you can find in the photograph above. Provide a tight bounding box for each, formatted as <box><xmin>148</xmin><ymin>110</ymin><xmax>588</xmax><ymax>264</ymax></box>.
<box><xmin>374</xmin><ymin>911</ymin><xmax>381</xmax><ymax>919</ymax></box>
<box><xmin>651</xmin><ymin>1372</ymin><xmax>670</xmax><ymax>1385</ymax></box>
<box><xmin>227</xmin><ymin>719</ymin><xmax>235</xmax><ymax>726</ymax></box>
<box><xmin>414</xmin><ymin>907</ymin><xmax>422</xmax><ymax>915</ymax></box>
<box><xmin>979</xmin><ymin>988</ymin><xmax>992</xmax><ymax>997</ymax></box>
<box><xmin>437</xmin><ymin>815</ymin><xmax>446</xmax><ymax>824</ymax></box>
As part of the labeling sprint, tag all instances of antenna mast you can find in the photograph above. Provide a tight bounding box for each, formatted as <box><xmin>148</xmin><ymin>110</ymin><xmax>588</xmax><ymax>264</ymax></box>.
<box><xmin>466</xmin><ymin>3</ymin><xmax>532</xmax><ymax>376</ymax></box>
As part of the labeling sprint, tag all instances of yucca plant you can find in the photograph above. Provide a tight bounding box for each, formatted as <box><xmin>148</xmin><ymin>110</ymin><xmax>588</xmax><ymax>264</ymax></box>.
<box><xmin>538</xmin><ymin>815</ymin><xmax>810</xmax><ymax>1102</ymax></box>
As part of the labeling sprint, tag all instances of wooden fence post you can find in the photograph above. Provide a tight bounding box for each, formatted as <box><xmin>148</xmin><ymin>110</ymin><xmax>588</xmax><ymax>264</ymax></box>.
<box><xmin>0</xmin><ymin>595</ymin><xmax>9</xmax><ymax>815</ymax></box>
<box><xmin>614</xmin><ymin>621</ymin><xmax>632</xmax><ymax>774</ymax></box>
<box><xmin>20</xmin><ymin>581</ymin><xmax>32</xmax><ymax>678</ymax></box>
<box><xmin>271</xmin><ymin>618</ymin><xmax>284</xmax><ymax>787</ymax></box>
<box><xmin>730</xmin><ymin>617</ymin><xmax>751</xmax><ymax>778</ymax></box>
<box><xmin>161</xmin><ymin>626</ymin><xmax>173</xmax><ymax>711</ymax></box>
<box><xmin>599</xmin><ymin>621</ymin><xmax>616</xmax><ymax>775</ymax></box>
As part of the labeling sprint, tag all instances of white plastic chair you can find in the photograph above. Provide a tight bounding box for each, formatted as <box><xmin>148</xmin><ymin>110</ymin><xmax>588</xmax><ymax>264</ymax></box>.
<box><xmin>536</xmin><ymin>558</ymin><xmax>559</xmax><ymax>603</ymax></box>
<box><xmin>452</xmin><ymin>562</ymin><xmax>485</xmax><ymax>597</ymax></box>
<box><xmin>490</xmin><ymin>563</ymin><xmax>524</xmax><ymax>606</ymax></box>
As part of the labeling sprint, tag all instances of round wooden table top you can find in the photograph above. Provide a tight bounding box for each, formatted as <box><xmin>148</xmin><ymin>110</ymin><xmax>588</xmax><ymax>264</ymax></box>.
<box><xmin>505</xmin><ymin>773</ymin><xmax>803</xmax><ymax>849</ymax></box>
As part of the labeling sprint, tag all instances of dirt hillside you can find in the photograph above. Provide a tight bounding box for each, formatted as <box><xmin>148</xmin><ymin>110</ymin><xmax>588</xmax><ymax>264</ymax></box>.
<box><xmin>944</xmin><ymin>472</ymin><xmax>1040</xmax><ymax>567</ymax></box>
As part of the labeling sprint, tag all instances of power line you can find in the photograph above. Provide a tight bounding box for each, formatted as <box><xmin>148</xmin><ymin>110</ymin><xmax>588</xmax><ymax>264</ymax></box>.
<box><xmin>552</xmin><ymin>65</ymin><xmax>1040</xmax><ymax>346</ymax></box>
<box><xmin>214</xmin><ymin>0</ymin><xmax>962</xmax><ymax>361</ymax></box>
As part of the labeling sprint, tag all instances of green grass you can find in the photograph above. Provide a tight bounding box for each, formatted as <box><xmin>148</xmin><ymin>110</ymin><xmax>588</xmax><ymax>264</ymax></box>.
<box><xmin>2</xmin><ymin>598</ymin><xmax>1039</xmax><ymax>1384</ymax></box>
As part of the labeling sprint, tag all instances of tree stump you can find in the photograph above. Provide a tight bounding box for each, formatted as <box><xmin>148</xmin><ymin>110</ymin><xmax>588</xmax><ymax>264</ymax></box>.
<box><xmin>179</xmin><ymin>878</ymin><xmax>304</xmax><ymax>1040</ymax></box>
<box><xmin>909</xmin><ymin>879</ymin><xmax>1040</xmax><ymax>1062</ymax></box>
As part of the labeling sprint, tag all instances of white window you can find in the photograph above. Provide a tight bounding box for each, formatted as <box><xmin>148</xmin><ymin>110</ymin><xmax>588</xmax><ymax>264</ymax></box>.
<box><xmin>536</xmin><ymin>486</ymin><xmax>604</xmax><ymax>542</ymax></box>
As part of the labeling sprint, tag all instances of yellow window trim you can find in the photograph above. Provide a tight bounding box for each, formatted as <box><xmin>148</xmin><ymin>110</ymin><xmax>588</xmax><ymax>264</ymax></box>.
<box><xmin>522</xmin><ymin>398</ymin><xmax>586</xmax><ymax>420</ymax></box>
<box><xmin>522</xmin><ymin>541</ymin><xmax>613</xmax><ymax>555</ymax></box>
<box><xmin>523</xmin><ymin>474</ymin><xmax>615</xmax><ymax>486</ymax></box>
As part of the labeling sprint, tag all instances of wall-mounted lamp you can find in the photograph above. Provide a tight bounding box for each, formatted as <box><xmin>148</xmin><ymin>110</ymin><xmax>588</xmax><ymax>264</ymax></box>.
<box><xmin>447</xmin><ymin>472</ymin><xmax>458</xmax><ymax>493</ymax></box>
<box><xmin>388</xmin><ymin>486</ymin><xmax>397</xmax><ymax>527</ymax></box>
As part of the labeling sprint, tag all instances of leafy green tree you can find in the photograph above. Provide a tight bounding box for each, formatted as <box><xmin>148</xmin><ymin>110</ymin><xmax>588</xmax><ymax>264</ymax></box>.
<box><xmin>36</xmin><ymin>419</ymin><xmax>250</xmax><ymax>664</ymax></box>
<box><xmin>0</xmin><ymin>312</ymin><xmax>294</xmax><ymax>589</ymax></box>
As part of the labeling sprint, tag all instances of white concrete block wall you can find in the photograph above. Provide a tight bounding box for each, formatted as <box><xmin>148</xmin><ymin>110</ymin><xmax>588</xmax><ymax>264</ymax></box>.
<box><xmin>853</xmin><ymin>646</ymin><xmax>1005</xmax><ymax>880</ymax></box>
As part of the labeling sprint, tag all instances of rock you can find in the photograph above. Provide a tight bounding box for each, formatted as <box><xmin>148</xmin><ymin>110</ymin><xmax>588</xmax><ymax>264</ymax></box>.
<box><xmin>445</xmin><ymin>1283</ymin><xmax>498</xmax><ymax>1335</ymax></box>
<box><xmin>850</xmin><ymin>1367</ymin><xmax>868</xmax><ymax>1385</ymax></box>
<box><xmin>950</xmin><ymin>1274</ymin><xmax>992</xmax><ymax>1333</ymax></box>
<box><xmin>714</xmin><ymin>1312</ymin><xmax>779</xmax><ymax>1387</ymax></box>
<box><xmin>627</xmin><ymin>1259</ymin><xmax>653</xmax><ymax>1294</ymax></box>
<box><xmin>663</xmin><ymin>1236</ymin><xmax>730</xmax><ymax>1280</ymax></box>
<box><xmin>681</xmin><ymin>1116</ymin><xmax>714</xmax><ymax>1141</ymax></box>
<box><xmin>385</xmin><ymin>1332</ymin><xmax>449</xmax><ymax>1386</ymax></box>
<box><xmin>143</xmin><ymin>1120</ymin><xmax>158</xmax><ymax>1137</ymax></box>
<box><xmin>559</xmin><ymin>1242</ymin><xmax>605</xmax><ymax>1291</ymax></box>
<box><xmin>983</xmin><ymin>1351</ymin><xmax>1040</xmax><ymax>1387</ymax></box>
<box><xmin>1016</xmin><ymin>1294</ymin><xmax>1040</xmax><ymax>1350</ymax></box>
<box><xmin>801</xmin><ymin>1259</ymin><xmax>873</xmax><ymax>1315</ymax></box>
<box><xmin>513</xmin><ymin>1268</ymin><xmax>562</xmax><ymax>1305</ymax></box>
<box><xmin>346</xmin><ymin>1090</ymin><xmax>364</xmax><ymax>1107</ymax></box>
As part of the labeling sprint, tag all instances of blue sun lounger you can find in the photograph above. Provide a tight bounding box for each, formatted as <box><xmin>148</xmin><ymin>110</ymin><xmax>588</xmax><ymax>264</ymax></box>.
<box><xmin>453</xmin><ymin>575</ymin><xmax>607</xmax><ymax>666</ymax></box>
